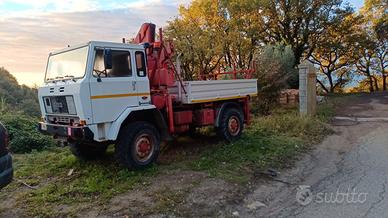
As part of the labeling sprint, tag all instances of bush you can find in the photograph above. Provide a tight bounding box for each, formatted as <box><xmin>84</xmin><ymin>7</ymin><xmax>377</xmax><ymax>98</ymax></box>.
<box><xmin>253</xmin><ymin>44</ymin><xmax>297</xmax><ymax>114</ymax></box>
<box><xmin>0</xmin><ymin>113</ymin><xmax>55</xmax><ymax>153</ymax></box>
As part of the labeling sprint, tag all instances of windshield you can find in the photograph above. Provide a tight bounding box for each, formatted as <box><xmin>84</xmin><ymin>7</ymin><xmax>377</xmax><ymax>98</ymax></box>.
<box><xmin>45</xmin><ymin>46</ymin><xmax>89</xmax><ymax>81</ymax></box>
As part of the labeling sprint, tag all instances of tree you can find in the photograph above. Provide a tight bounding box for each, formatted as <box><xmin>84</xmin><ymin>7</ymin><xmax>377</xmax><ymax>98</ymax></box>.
<box><xmin>165</xmin><ymin>0</ymin><xmax>227</xmax><ymax>80</ymax></box>
<box><xmin>254</xmin><ymin>44</ymin><xmax>296</xmax><ymax>113</ymax></box>
<box><xmin>309</xmin><ymin>13</ymin><xmax>361</xmax><ymax>93</ymax></box>
<box><xmin>374</xmin><ymin>41</ymin><xmax>388</xmax><ymax>90</ymax></box>
<box><xmin>361</xmin><ymin>0</ymin><xmax>388</xmax><ymax>90</ymax></box>
<box><xmin>352</xmin><ymin>0</ymin><xmax>388</xmax><ymax>92</ymax></box>
<box><xmin>354</xmin><ymin>37</ymin><xmax>379</xmax><ymax>92</ymax></box>
<box><xmin>252</xmin><ymin>0</ymin><xmax>352</xmax><ymax>66</ymax></box>
<box><xmin>166</xmin><ymin>0</ymin><xmax>352</xmax><ymax>85</ymax></box>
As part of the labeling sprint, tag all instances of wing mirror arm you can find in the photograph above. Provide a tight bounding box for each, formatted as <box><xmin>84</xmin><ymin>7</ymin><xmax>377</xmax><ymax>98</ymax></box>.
<box><xmin>103</xmin><ymin>49</ymin><xmax>113</xmax><ymax>70</ymax></box>
<box><xmin>95</xmin><ymin>49</ymin><xmax>113</xmax><ymax>82</ymax></box>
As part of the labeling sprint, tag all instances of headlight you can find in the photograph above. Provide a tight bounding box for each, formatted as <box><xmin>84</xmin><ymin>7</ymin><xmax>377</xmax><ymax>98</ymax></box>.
<box><xmin>43</xmin><ymin>96</ymin><xmax>53</xmax><ymax>114</ymax></box>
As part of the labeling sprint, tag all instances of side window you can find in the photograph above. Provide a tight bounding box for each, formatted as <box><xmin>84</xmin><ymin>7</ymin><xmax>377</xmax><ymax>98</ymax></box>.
<box><xmin>135</xmin><ymin>51</ymin><xmax>146</xmax><ymax>77</ymax></box>
<box><xmin>93</xmin><ymin>49</ymin><xmax>132</xmax><ymax>77</ymax></box>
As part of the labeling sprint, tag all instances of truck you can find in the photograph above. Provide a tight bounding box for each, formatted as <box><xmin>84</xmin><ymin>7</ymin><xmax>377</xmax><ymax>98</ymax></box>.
<box><xmin>38</xmin><ymin>23</ymin><xmax>258</xmax><ymax>169</ymax></box>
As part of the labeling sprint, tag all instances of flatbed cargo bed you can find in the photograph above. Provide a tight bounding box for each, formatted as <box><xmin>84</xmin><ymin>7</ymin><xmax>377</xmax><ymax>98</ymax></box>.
<box><xmin>170</xmin><ymin>79</ymin><xmax>257</xmax><ymax>104</ymax></box>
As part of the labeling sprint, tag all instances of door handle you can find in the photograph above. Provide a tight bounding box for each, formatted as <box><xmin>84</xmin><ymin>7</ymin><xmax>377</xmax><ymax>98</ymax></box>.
<box><xmin>132</xmin><ymin>81</ymin><xmax>136</xmax><ymax>91</ymax></box>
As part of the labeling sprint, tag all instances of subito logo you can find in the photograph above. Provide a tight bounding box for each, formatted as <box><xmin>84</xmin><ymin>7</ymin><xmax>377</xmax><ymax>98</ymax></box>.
<box><xmin>296</xmin><ymin>185</ymin><xmax>313</xmax><ymax>206</ymax></box>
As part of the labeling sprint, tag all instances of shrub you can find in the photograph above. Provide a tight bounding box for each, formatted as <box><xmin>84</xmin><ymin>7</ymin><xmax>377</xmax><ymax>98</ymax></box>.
<box><xmin>253</xmin><ymin>44</ymin><xmax>297</xmax><ymax>114</ymax></box>
<box><xmin>0</xmin><ymin>113</ymin><xmax>55</xmax><ymax>153</ymax></box>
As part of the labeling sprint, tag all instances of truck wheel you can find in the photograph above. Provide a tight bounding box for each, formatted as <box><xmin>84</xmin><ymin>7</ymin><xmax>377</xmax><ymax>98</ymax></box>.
<box><xmin>69</xmin><ymin>142</ymin><xmax>107</xmax><ymax>160</ymax></box>
<box><xmin>216</xmin><ymin>108</ymin><xmax>244</xmax><ymax>142</ymax></box>
<box><xmin>115</xmin><ymin>122</ymin><xmax>160</xmax><ymax>169</ymax></box>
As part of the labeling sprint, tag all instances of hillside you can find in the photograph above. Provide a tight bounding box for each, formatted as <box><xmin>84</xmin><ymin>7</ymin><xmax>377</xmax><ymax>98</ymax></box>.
<box><xmin>0</xmin><ymin>67</ymin><xmax>40</xmax><ymax>117</ymax></box>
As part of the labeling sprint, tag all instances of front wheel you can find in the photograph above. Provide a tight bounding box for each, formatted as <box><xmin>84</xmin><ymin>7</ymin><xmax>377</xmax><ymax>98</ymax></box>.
<box><xmin>115</xmin><ymin>122</ymin><xmax>160</xmax><ymax>169</ymax></box>
<box><xmin>216</xmin><ymin>107</ymin><xmax>244</xmax><ymax>142</ymax></box>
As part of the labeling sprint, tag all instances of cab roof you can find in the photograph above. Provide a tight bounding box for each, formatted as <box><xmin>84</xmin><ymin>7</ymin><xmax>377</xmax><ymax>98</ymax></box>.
<box><xmin>50</xmin><ymin>41</ymin><xmax>145</xmax><ymax>55</ymax></box>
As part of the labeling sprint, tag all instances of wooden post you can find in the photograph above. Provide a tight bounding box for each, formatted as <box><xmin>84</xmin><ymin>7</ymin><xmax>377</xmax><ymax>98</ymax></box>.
<box><xmin>299</xmin><ymin>61</ymin><xmax>317</xmax><ymax>116</ymax></box>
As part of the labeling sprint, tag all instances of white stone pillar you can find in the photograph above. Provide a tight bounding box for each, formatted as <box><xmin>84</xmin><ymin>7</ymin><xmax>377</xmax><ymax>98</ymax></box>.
<box><xmin>299</xmin><ymin>61</ymin><xmax>317</xmax><ymax>116</ymax></box>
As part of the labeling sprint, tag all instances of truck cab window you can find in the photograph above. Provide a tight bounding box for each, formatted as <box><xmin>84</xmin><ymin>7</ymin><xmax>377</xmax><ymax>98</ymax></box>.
<box><xmin>94</xmin><ymin>49</ymin><xmax>132</xmax><ymax>77</ymax></box>
<box><xmin>135</xmin><ymin>51</ymin><xmax>146</xmax><ymax>77</ymax></box>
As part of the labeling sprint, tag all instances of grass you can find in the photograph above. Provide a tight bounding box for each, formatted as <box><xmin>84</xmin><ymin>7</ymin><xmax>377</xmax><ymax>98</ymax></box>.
<box><xmin>191</xmin><ymin>107</ymin><xmax>332</xmax><ymax>182</ymax></box>
<box><xmin>0</xmin><ymin>102</ymin><xmax>335</xmax><ymax>217</ymax></box>
<box><xmin>2</xmin><ymin>147</ymin><xmax>158</xmax><ymax>217</ymax></box>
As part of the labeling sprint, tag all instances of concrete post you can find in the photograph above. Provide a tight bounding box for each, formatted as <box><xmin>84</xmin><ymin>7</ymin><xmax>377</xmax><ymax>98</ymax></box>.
<box><xmin>299</xmin><ymin>61</ymin><xmax>317</xmax><ymax>116</ymax></box>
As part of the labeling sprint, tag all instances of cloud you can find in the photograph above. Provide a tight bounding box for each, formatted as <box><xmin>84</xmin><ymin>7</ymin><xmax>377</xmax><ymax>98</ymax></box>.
<box><xmin>0</xmin><ymin>0</ymin><xmax>191</xmax><ymax>18</ymax></box>
<box><xmin>0</xmin><ymin>0</ymin><xmax>189</xmax><ymax>86</ymax></box>
<box><xmin>0</xmin><ymin>0</ymin><xmax>99</xmax><ymax>17</ymax></box>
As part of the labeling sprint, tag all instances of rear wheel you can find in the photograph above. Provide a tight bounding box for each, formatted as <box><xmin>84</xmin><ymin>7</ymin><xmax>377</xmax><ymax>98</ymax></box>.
<box><xmin>216</xmin><ymin>107</ymin><xmax>244</xmax><ymax>142</ymax></box>
<box><xmin>69</xmin><ymin>142</ymin><xmax>108</xmax><ymax>160</ymax></box>
<box><xmin>115</xmin><ymin>122</ymin><xmax>160</xmax><ymax>169</ymax></box>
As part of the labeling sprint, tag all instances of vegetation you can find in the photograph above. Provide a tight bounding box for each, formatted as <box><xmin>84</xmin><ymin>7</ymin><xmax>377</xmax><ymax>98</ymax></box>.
<box><xmin>254</xmin><ymin>44</ymin><xmax>297</xmax><ymax>113</ymax></box>
<box><xmin>0</xmin><ymin>113</ymin><xmax>55</xmax><ymax>153</ymax></box>
<box><xmin>192</xmin><ymin>107</ymin><xmax>332</xmax><ymax>182</ymax></box>
<box><xmin>0</xmin><ymin>105</ymin><xmax>332</xmax><ymax>217</ymax></box>
<box><xmin>0</xmin><ymin>67</ymin><xmax>53</xmax><ymax>153</ymax></box>
<box><xmin>166</xmin><ymin>0</ymin><xmax>387</xmax><ymax>93</ymax></box>
<box><xmin>0</xmin><ymin>67</ymin><xmax>40</xmax><ymax>116</ymax></box>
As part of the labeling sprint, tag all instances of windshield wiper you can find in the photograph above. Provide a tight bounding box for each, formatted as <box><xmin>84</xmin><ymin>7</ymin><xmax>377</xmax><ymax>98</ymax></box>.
<box><xmin>64</xmin><ymin>75</ymin><xmax>76</xmax><ymax>82</ymax></box>
<box><xmin>55</xmin><ymin>76</ymin><xmax>64</xmax><ymax>80</ymax></box>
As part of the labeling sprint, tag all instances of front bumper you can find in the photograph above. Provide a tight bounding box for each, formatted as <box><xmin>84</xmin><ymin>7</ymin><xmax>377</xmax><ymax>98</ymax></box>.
<box><xmin>38</xmin><ymin>122</ymin><xmax>94</xmax><ymax>141</ymax></box>
<box><xmin>0</xmin><ymin>153</ymin><xmax>13</xmax><ymax>189</ymax></box>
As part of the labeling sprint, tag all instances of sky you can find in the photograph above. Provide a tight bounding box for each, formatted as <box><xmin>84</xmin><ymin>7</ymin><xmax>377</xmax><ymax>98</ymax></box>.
<box><xmin>0</xmin><ymin>0</ymin><xmax>364</xmax><ymax>87</ymax></box>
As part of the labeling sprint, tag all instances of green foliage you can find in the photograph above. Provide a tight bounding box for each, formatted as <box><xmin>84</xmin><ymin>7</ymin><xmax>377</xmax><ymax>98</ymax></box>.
<box><xmin>253</xmin><ymin>44</ymin><xmax>297</xmax><ymax>114</ymax></box>
<box><xmin>0</xmin><ymin>67</ymin><xmax>40</xmax><ymax>116</ymax></box>
<box><xmin>166</xmin><ymin>0</ymin><xmax>350</xmax><ymax>82</ymax></box>
<box><xmin>0</xmin><ymin>112</ymin><xmax>55</xmax><ymax>153</ymax></box>
<box><xmin>310</xmin><ymin>12</ymin><xmax>362</xmax><ymax>93</ymax></box>
<box><xmin>0</xmin><ymin>67</ymin><xmax>49</xmax><ymax>153</ymax></box>
<box><xmin>192</xmin><ymin>108</ymin><xmax>331</xmax><ymax>182</ymax></box>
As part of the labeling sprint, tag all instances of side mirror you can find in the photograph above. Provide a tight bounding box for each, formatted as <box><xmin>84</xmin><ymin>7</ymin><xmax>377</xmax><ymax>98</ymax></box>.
<box><xmin>103</xmin><ymin>49</ymin><xmax>113</xmax><ymax>70</ymax></box>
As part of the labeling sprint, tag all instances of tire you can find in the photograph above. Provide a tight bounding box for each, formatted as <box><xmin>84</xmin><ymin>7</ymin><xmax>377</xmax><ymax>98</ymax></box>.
<box><xmin>115</xmin><ymin>122</ymin><xmax>160</xmax><ymax>169</ymax></box>
<box><xmin>216</xmin><ymin>107</ymin><xmax>244</xmax><ymax>142</ymax></box>
<box><xmin>69</xmin><ymin>142</ymin><xmax>107</xmax><ymax>160</ymax></box>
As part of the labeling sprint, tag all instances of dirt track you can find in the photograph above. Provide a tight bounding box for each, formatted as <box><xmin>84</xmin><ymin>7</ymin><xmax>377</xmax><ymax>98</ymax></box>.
<box><xmin>233</xmin><ymin>93</ymin><xmax>388</xmax><ymax>217</ymax></box>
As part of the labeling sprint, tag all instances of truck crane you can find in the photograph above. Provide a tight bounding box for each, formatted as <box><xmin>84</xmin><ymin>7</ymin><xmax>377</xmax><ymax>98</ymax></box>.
<box><xmin>38</xmin><ymin>23</ymin><xmax>258</xmax><ymax>169</ymax></box>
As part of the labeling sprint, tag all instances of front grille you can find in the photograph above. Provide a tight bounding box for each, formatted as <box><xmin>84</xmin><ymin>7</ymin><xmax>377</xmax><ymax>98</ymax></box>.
<box><xmin>47</xmin><ymin>115</ymin><xmax>80</xmax><ymax>125</ymax></box>
<box><xmin>43</xmin><ymin>96</ymin><xmax>76</xmax><ymax>115</ymax></box>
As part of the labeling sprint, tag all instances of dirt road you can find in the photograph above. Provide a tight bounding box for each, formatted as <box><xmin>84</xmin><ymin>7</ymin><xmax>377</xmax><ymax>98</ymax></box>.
<box><xmin>233</xmin><ymin>93</ymin><xmax>388</xmax><ymax>217</ymax></box>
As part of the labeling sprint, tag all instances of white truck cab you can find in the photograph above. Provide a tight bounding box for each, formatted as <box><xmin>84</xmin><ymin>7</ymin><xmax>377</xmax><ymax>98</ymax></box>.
<box><xmin>39</xmin><ymin>41</ymin><xmax>154</xmax><ymax>143</ymax></box>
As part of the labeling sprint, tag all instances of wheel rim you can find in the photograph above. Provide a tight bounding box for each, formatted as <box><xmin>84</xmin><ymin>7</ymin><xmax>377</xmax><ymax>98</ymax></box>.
<box><xmin>228</xmin><ymin>115</ymin><xmax>241</xmax><ymax>136</ymax></box>
<box><xmin>135</xmin><ymin>133</ymin><xmax>154</xmax><ymax>162</ymax></box>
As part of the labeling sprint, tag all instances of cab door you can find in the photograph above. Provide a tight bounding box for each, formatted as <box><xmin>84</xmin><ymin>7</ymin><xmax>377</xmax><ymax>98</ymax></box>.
<box><xmin>89</xmin><ymin>48</ymin><xmax>138</xmax><ymax>124</ymax></box>
<box><xmin>133</xmin><ymin>50</ymin><xmax>151</xmax><ymax>105</ymax></box>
